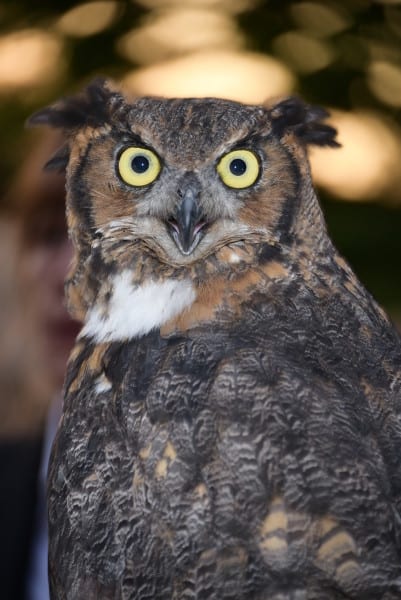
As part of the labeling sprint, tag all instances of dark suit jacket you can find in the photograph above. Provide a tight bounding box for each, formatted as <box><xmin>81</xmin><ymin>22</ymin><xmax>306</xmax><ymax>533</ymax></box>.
<box><xmin>0</xmin><ymin>436</ymin><xmax>43</xmax><ymax>599</ymax></box>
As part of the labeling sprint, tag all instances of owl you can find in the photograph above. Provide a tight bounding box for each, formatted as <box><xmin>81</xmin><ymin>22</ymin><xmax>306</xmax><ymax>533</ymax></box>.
<box><xmin>29</xmin><ymin>79</ymin><xmax>401</xmax><ymax>600</ymax></box>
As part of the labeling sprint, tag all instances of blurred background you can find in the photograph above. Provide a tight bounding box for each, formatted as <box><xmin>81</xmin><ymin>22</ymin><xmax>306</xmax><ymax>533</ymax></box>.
<box><xmin>0</xmin><ymin>1</ymin><xmax>400</xmax><ymax>598</ymax></box>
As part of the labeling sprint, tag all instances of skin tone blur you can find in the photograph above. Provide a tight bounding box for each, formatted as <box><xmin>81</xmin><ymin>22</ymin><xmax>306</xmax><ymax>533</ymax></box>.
<box><xmin>18</xmin><ymin>196</ymin><xmax>80</xmax><ymax>389</ymax></box>
<box><xmin>12</xmin><ymin>135</ymin><xmax>81</xmax><ymax>397</ymax></box>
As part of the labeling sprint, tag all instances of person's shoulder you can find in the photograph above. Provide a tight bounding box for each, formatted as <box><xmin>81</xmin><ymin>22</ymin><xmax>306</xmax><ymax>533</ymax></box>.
<box><xmin>0</xmin><ymin>434</ymin><xmax>44</xmax><ymax>600</ymax></box>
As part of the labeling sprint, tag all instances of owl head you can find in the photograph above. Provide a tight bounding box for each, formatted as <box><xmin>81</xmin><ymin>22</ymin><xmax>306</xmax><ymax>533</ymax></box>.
<box><xmin>29</xmin><ymin>79</ymin><xmax>338</xmax><ymax>328</ymax></box>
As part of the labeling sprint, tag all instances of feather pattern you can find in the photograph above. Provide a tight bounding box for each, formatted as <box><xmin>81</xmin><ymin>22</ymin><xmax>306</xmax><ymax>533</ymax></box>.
<box><xmin>29</xmin><ymin>80</ymin><xmax>401</xmax><ymax>599</ymax></box>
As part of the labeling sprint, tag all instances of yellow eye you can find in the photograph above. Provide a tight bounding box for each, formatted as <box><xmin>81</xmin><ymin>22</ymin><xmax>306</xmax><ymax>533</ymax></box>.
<box><xmin>117</xmin><ymin>146</ymin><xmax>161</xmax><ymax>187</ymax></box>
<box><xmin>217</xmin><ymin>149</ymin><xmax>260</xmax><ymax>189</ymax></box>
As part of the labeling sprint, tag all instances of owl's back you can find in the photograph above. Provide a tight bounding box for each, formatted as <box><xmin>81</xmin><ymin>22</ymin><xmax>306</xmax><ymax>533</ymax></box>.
<box><xmin>49</xmin><ymin>270</ymin><xmax>401</xmax><ymax>600</ymax></box>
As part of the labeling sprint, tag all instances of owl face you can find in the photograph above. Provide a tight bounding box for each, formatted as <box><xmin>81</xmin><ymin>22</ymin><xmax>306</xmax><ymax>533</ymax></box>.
<box><xmin>65</xmin><ymin>96</ymin><xmax>302</xmax><ymax>269</ymax></box>
<box><xmin>29</xmin><ymin>80</ymin><xmax>338</xmax><ymax>324</ymax></box>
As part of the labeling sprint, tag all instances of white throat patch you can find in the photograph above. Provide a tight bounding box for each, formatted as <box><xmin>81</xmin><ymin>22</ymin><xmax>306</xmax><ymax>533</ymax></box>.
<box><xmin>81</xmin><ymin>271</ymin><xmax>196</xmax><ymax>342</ymax></box>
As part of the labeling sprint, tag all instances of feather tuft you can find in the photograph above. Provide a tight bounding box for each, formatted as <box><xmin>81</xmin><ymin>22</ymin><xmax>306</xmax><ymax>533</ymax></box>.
<box><xmin>270</xmin><ymin>97</ymin><xmax>340</xmax><ymax>148</ymax></box>
<box><xmin>27</xmin><ymin>77</ymin><xmax>118</xmax><ymax>132</ymax></box>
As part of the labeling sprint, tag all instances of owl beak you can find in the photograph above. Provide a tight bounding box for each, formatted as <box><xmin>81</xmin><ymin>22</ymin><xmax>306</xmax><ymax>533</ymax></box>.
<box><xmin>168</xmin><ymin>189</ymin><xmax>206</xmax><ymax>255</ymax></box>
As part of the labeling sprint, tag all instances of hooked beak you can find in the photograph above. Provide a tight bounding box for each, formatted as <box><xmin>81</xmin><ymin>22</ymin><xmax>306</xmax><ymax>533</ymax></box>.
<box><xmin>167</xmin><ymin>188</ymin><xmax>207</xmax><ymax>255</ymax></box>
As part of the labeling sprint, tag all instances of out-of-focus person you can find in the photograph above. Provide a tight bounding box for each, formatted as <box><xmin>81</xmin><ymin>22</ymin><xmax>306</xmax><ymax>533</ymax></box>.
<box><xmin>0</xmin><ymin>131</ymin><xmax>81</xmax><ymax>600</ymax></box>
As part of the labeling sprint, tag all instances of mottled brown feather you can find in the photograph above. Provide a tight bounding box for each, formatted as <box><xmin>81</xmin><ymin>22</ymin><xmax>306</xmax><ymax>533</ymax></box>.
<box><xmin>29</xmin><ymin>80</ymin><xmax>401</xmax><ymax>599</ymax></box>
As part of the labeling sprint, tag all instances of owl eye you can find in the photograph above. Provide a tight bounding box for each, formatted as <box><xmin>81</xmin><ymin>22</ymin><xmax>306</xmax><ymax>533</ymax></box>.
<box><xmin>217</xmin><ymin>149</ymin><xmax>260</xmax><ymax>189</ymax></box>
<box><xmin>117</xmin><ymin>146</ymin><xmax>161</xmax><ymax>187</ymax></box>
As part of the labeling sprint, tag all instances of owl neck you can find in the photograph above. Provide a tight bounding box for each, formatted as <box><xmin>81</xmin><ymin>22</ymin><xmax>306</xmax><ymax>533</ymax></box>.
<box><xmin>279</xmin><ymin>148</ymin><xmax>332</xmax><ymax>257</ymax></box>
<box><xmin>72</xmin><ymin>228</ymin><xmax>339</xmax><ymax>345</ymax></box>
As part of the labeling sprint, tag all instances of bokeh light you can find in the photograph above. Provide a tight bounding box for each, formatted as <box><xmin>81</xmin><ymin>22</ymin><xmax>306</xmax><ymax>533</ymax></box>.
<box><xmin>123</xmin><ymin>50</ymin><xmax>295</xmax><ymax>103</ymax></box>
<box><xmin>272</xmin><ymin>31</ymin><xmax>336</xmax><ymax>74</ymax></box>
<box><xmin>117</xmin><ymin>7</ymin><xmax>244</xmax><ymax>64</ymax></box>
<box><xmin>56</xmin><ymin>1</ymin><xmax>122</xmax><ymax>37</ymax></box>
<box><xmin>0</xmin><ymin>29</ymin><xmax>64</xmax><ymax>94</ymax></box>
<box><xmin>290</xmin><ymin>2</ymin><xmax>352</xmax><ymax>37</ymax></box>
<box><xmin>367</xmin><ymin>61</ymin><xmax>401</xmax><ymax>107</ymax></box>
<box><xmin>311</xmin><ymin>110</ymin><xmax>401</xmax><ymax>202</ymax></box>
<box><xmin>133</xmin><ymin>0</ymin><xmax>258</xmax><ymax>12</ymax></box>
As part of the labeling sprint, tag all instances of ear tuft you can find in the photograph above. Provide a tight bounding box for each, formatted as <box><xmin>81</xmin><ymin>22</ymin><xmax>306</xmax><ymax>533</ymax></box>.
<box><xmin>270</xmin><ymin>97</ymin><xmax>340</xmax><ymax>148</ymax></box>
<box><xmin>27</xmin><ymin>77</ymin><xmax>118</xmax><ymax>132</ymax></box>
<box><xmin>43</xmin><ymin>143</ymin><xmax>70</xmax><ymax>172</ymax></box>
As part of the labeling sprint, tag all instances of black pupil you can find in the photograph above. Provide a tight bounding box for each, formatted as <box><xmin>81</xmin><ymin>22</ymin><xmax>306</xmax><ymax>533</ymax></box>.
<box><xmin>229</xmin><ymin>158</ymin><xmax>247</xmax><ymax>176</ymax></box>
<box><xmin>131</xmin><ymin>154</ymin><xmax>149</xmax><ymax>173</ymax></box>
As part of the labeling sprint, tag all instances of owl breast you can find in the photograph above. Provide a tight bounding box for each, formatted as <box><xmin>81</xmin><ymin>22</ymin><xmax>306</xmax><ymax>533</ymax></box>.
<box><xmin>49</xmin><ymin>277</ymin><xmax>401</xmax><ymax>599</ymax></box>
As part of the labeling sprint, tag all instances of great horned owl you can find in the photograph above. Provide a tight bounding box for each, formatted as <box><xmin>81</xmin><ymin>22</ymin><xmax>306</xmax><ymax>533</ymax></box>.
<box><xmin>30</xmin><ymin>79</ymin><xmax>401</xmax><ymax>599</ymax></box>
